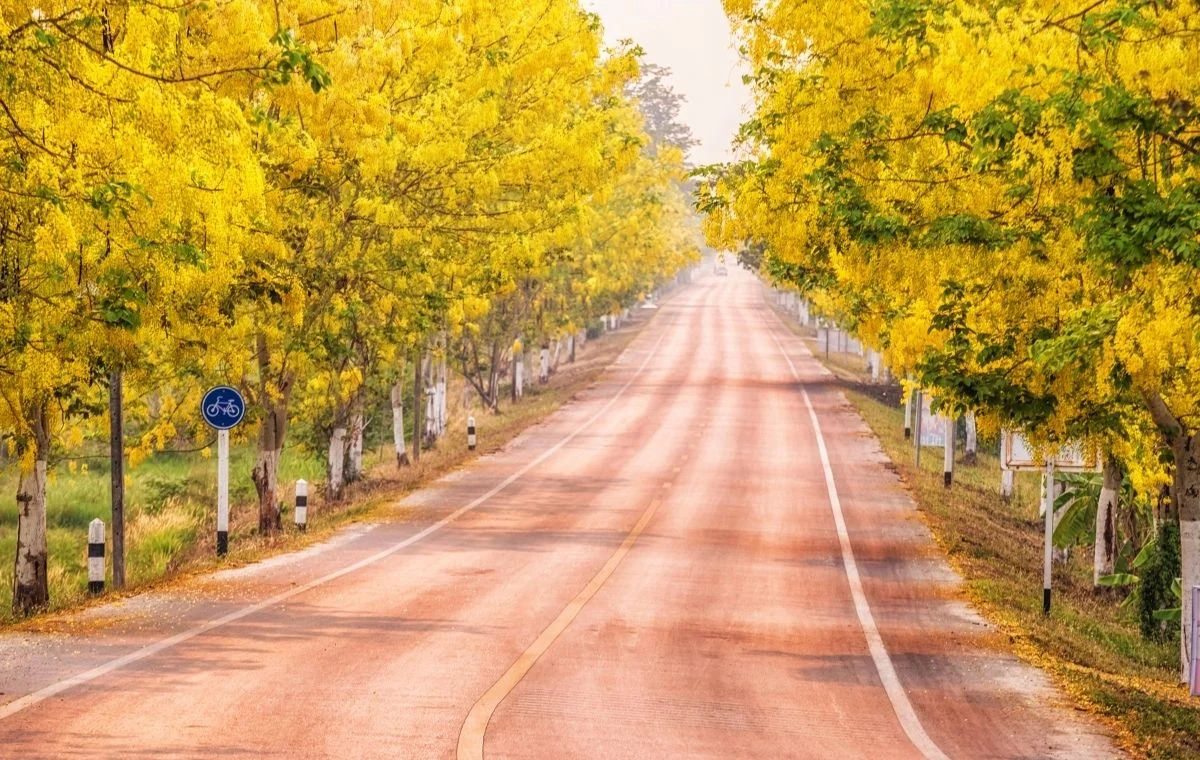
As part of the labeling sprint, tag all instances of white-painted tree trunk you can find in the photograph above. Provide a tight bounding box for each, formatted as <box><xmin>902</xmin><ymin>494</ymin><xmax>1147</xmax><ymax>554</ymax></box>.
<box><xmin>13</xmin><ymin>458</ymin><xmax>48</xmax><ymax>614</ymax></box>
<box><xmin>514</xmin><ymin>356</ymin><xmax>524</xmax><ymax>399</ymax></box>
<box><xmin>327</xmin><ymin>426</ymin><xmax>347</xmax><ymax>501</ymax></box>
<box><xmin>964</xmin><ymin>413</ymin><xmax>978</xmax><ymax>464</ymax></box>
<box><xmin>425</xmin><ymin>389</ymin><xmax>436</xmax><ymax>441</ymax></box>
<box><xmin>1094</xmin><ymin>457</ymin><xmax>1121</xmax><ymax>586</ymax></box>
<box><xmin>348</xmin><ymin>411</ymin><xmax>364</xmax><ymax>483</ymax></box>
<box><xmin>438</xmin><ymin>358</ymin><xmax>448</xmax><ymax>435</ymax></box>
<box><xmin>539</xmin><ymin>348</ymin><xmax>550</xmax><ymax>384</ymax></box>
<box><xmin>551</xmin><ymin>340</ymin><xmax>562</xmax><ymax>371</ymax></box>
<box><xmin>391</xmin><ymin>381</ymin><xmax>409</xmax><ymax>466</ymax></box>
<box><xmin>1174</xmin><ymin>433</ymin><xmax>1200</xmax><ymax>681</ymax></box>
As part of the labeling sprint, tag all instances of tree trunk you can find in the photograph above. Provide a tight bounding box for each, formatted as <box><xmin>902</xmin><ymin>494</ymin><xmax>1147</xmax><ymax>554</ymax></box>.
<box><xmin>327</xmin><ymin>426</ymin><xmax>347</xmax><ymax>501</ymax></box>
<box><xmin>13</xmin><ymin>411</ymin><xmax>49</xmax><ymax>616</ymax></box>
<box><xmin>569</xmin><ymin>334</ymin><xmax>577</xmax><ymax>364</ymax></box>
<box><xmin>514</xmin><ymin>353</ymin><xmax>524</xmax><ymax>399</ymax></box>
<box><xmin>964</xmin><ymin>413</ymin><xmax>978</xmax><ymax>465</ymax></box>
<box><xmin>412</xmin><ymin>349</ymin><xmax>424</xmax><ymax>463</ymax></box>
<box><xmin>253</xmin><ymin>335</ymin><xmax>289</xmax><ymax>535</ymax></box>
<box><xmin>539</xmin><ymin>346</ymin><xmax>550</xmax><ymax>384</ymax></box>
<box><xmin>347</xmin><ymin>407</ymin><xmax>364</xmax><ymax>483</ymax></box>
<box><xmin>436</xmin><ymin>357</ymin><xmax>448</xmax><ymax>436</ymax></box>
<box><xmin>1094</xmin><ymin>456</ymin><xmax>1122</xmax><ymax>587</ymax></box>
<box><xmin>391</xmin><ymin>381</ymin><xmax>409</xmax><ymax>467</ymax></box>
<box><xmin>109</xmin><ymin>370</ymin><xmax>125</xmax><ymax>590</ymax></box>
<box><xmin>1174</xmin><ymin>432</ymin><xmax>1200</xmax><ymax>682</ymax></box>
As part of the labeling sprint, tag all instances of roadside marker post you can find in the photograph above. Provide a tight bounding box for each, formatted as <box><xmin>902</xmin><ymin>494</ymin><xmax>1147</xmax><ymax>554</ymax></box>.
<box><xmin>1042</xmin><ymin>462</ymin><xmax>1055</xmax><ymax>614</ymax></box>
<box><xmin>87</xmin><ymin>519</ymin><xmax>105</xmax><ymax>595</ymax></box>
<box><xmin>467</xmin><ymin>416</ymin><xmax>477</xmax><ymax>451</ymax></box>
<box><xmin>943</xmin><ymin>418</ymin><xmax>956</xmax><ymax>488</ymax></box>
<box><xmin>903</xmin><ymin>389</ymin><xmax>913</xmax><ymax>440</ymax></box>
<box><xmin>202</xmin><ymin>386</ymin><xmax>246</xmax><ymax>557</ymax></box>
<box><xmin>294</xmin><ymin>479</ymin><xmax>308</xmax><ymax>533</ymax></box>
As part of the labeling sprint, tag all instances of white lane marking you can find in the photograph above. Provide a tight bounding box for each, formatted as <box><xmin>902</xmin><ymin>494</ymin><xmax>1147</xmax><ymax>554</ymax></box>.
<box><xmin>767</xmin><ymin>326</ymin><xmax>952</xmax><ymax>760</ymax></box>
<box><xmin>0</xmin><ymin>330</ymin><xmax>670</xmax><ymax>723</ymax></box>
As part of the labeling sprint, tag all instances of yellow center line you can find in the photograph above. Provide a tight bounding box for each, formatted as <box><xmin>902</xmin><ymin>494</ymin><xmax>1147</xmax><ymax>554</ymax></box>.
<box><xmin>457</xmin><ymin>497</ymin><xmax>664</xmax><ymax>760</ymax></box>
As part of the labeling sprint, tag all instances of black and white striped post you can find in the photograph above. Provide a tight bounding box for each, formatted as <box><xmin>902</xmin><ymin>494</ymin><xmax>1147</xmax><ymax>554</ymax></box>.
<box><xmin>943</xmin><ymin>417</ymin><xmax>956</xmax><ymax>488</ymax></box>
<box><xmin>294</xmin><ymin>479</ymin><xmax>308</xmax><ymax>532</ymax></box>
<box><xmin>88</xmin><ymin>518</ymin><xmax>105</xmax><ymax>595</ymax></box>
<box><xmin>467</xmin><ymin>416</ymin><xmax>477</xmax><ymax>451</ymax></box>
<box><xmin>1042</xmin><ymin>461</ymin><xmax>1056</xmax><ymax>614</ymax></box>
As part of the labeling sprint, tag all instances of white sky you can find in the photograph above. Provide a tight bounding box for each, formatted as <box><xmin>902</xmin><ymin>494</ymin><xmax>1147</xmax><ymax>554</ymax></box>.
<box><xmin>583</xmin><ymin>0</ymin><xmax>753</xmax><ymax>166</ymax></box>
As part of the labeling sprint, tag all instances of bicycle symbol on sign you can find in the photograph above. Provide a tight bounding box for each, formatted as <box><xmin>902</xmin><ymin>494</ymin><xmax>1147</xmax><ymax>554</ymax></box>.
<box><xmin>201</xmin><ymin>386</ymin><xmax>246</xmax><ymax>430</ymax></box>
<box><xmin>206</xmin><ymin>396</ymin><xmax>242</xmax><ymax>419</ymax></box>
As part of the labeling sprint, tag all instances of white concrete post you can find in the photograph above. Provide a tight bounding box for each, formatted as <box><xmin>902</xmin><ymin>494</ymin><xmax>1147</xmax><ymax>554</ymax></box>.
<box><xmin>467</xmin><ymin>416</ymin><xmax>477</xmax><ymax>451</ymax></box>
<box><xmin>1042</xmin><ymin>463</ymin><xmax>1056</xmax><ymax>613</ymax></box>
<box><xmin>294</xmin><ymin>479</ymin><xmax>308</xmax><ymax>532</ymax></box>
<box><xmin>515</xmin><ymin>356</ymin><xmax>524</xmax><ymax>399</ymax></box>
<box><xmin>217</xmin><ymin>428</ymin><xmax>230</xmax><ymax>556</ymax></box>
<box><xmin>904</xmin><ymin>390</ymin><xmax>913</xmax><ymax>440</ymax></box>
<box><xmin>943</xmin><ymin>417</ymin><xmax>956</xmax><ymax>488</ymax></box>
<box><xmin>88</xmin><ymin>518</ymin><xmax>105</xmax><ymax>594</ymax></box>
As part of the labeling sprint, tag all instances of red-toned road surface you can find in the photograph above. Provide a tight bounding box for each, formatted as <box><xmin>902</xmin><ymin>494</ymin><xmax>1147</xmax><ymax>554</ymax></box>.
<box><xmin>0</xmin><ymin>271</ymin><xmax>1119</xmax><ymax>759</ymax></box>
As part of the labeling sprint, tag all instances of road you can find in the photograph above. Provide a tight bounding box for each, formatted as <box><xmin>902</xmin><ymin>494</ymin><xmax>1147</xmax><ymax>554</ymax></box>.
<box><xmin>0</xmin><ymin>270</ymin><xmax>1117</xmax><ymax>759</ymax></box>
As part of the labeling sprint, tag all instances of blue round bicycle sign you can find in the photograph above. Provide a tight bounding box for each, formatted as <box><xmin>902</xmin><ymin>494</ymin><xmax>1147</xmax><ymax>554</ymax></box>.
<box><xmin>201</xmin><ymin>386</ymin><xmax>245</xmax><ymax>430</ymax></box>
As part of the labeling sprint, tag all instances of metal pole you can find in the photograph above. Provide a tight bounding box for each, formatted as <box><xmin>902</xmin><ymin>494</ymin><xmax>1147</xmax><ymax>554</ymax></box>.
<box><xmin>1043</xmin><ymin>461</ymin><xmax>1055</xmax><ymax>614</ymax></box>
<box><xmin>217</xmin><ymin>428</ymin><xmax>230</xmax><ymax>556</ymax></box>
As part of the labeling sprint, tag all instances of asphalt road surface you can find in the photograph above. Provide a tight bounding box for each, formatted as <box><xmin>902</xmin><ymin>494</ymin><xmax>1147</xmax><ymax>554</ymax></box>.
<box><xmin>0</xmin><ymin>270</ymin><xmax>1119</xmax><ymax>759</ymax></box>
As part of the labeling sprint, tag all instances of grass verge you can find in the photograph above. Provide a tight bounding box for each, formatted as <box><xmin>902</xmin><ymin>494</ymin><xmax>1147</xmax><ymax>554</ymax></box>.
<box><xmin>1</xmin><ymin>314</ymin><xmax>651</xmax><ymax>627</ymax></box>
<box><xmin>768</xmin><ymin>298</ymin><xmax>1200</xmax><ymax>760</ymax></box>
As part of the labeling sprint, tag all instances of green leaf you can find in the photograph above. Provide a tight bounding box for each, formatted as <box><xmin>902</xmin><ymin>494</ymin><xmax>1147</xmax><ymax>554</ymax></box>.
<box><xmin>1099</xmin><ymin>572</ymin><xmax>1139</xmax><ymax>587</ymax></box>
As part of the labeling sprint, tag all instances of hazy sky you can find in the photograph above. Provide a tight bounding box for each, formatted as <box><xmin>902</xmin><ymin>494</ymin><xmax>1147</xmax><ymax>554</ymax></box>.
<box><xmin>583</xmin><ymin>0</ymin><xmax>753</xmax><ymax>166</ymax></box>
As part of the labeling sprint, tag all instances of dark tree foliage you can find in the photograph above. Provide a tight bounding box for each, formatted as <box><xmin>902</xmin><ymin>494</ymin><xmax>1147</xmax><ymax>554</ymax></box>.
<box><xmin>628</xmin><ymin>63</ymin><xmax>700</xmax><ymax>160</ymax></box>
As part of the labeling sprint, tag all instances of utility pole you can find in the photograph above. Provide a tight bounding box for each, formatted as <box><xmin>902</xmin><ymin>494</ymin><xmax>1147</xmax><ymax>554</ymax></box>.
<box><xmin>109</xmin><ymin>370</ymin><xmax>125</xmax><ymax>590</ymax></box>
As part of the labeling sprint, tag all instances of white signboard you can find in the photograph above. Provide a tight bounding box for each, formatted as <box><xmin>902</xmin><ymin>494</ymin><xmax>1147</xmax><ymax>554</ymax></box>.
<box><xmin>918</xmin><ymin>396</ymin><xmax>951</xmax><ymax>448</ymax></box>
<box><xmin>1001</xmin><ymin>430</ymin><xmax>1099</xmax><ymax>472</ymax></box>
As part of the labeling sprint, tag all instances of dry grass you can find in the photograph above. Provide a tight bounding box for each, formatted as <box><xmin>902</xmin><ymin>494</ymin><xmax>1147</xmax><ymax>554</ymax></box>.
<box><xmin>2</xmin><ymin>314</ymin><xmax>650</xmax><ymax>628</ymax></box>
<box><xmin>766</xmin><ymin>295</ymin><xmax>1200</xmax><ymax>759</ymax></box>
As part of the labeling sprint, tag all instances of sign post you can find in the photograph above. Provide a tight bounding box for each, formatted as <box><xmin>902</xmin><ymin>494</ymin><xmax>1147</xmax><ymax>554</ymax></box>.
<box><xmin>202</xmin><ymin>386</ymin><xmax>246</xmax><ymax>557</ymax></box>
<box><xmin>1000</xmin><ymin>430</ymin><xmax>1099</xmax><ymax>614</ymax></box>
